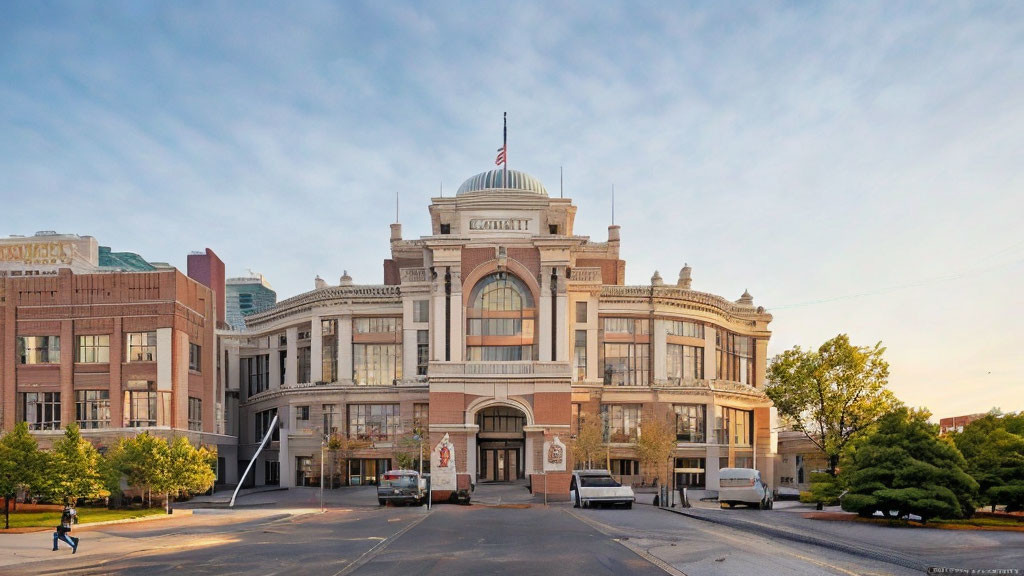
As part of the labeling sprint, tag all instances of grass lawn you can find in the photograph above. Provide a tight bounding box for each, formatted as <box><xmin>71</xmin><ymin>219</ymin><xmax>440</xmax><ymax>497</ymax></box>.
<box><xmin>1</xmin><ymin>507</ymin><xmax>166</xmax><ymax>529</ymax></box>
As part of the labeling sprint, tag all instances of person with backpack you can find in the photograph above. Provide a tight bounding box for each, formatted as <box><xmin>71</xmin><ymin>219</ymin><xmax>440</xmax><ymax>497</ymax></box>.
<box><xmin>52</xmin><ymin>504</ymin><xmax>79</xmax><ymax>553</ymax></box>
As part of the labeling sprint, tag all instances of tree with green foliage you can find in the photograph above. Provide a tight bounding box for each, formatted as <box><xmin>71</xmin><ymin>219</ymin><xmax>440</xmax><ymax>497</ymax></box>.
<box><xmin>46</xmin><ymin>424</ymin><xmax>109</xmax><ymax>505</ymax></box>
<box><xmin>572</xmin><ymin>412</ymin><xmax>606</xmax><ymax>470</ymax></box>
<box><xmin>841</xmin><ymin>408</ymin><xmax>978</xmax><ymax>522</ymax></box>
<box><xmin>0</xmin><ymin>421</ymin><xmax>46</xmax><ymax>528</ymax></box>
<box><xmin>164</xmin><ymin>437</ymin><xmax>216</xmax><ymax>512</ymax></box>
<box><xmin>636</xmin><ymin>415</ymin><xmax>675</xmax><ymax>486</ymax></box>
<box><xmin>392</xmin><ymin>432</ymin><xmax>424</xmax><ymax>472</ymax></box>
<box><xmin>953</xmin><ymin>413</ymin><xmax>1024</xmax><ymax>512</ymax></box>
<box><xmin>767</xmin><ymin>334</ymin><xmax>902</xmax><ymax>475</ymax></box>
<box><xmin>799</xmin><ymin>472</ymin><xmax>844</xmax><ymax>507</ymax></box>
<box><xmin>112</xmin><ymin>432</ymin><xmax>170</xmax><ymax>507</ymax></box>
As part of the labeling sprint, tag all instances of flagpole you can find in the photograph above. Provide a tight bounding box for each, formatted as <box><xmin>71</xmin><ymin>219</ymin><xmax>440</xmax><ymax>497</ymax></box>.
<box><xmin>503</xmin><ymin>112</ymin><xmax>508</xmax><ymax>188</ymax></box>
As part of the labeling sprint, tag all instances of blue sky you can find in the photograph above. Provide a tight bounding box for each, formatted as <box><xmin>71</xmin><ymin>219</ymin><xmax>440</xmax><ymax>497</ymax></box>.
<box><xmin>2</xmin><ymin>1</ymin><xmax>1022</xmax><ymax>418</ymax></box>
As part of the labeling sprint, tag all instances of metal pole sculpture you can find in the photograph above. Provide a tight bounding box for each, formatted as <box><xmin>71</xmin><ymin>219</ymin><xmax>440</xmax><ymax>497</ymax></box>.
<box><xmin>230</xmin><ymin>414</ymin><xmax>278</xmax><ymax>508</ymax></box>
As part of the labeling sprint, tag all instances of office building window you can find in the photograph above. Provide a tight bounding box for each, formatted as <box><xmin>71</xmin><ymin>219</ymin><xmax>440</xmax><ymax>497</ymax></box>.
<box><xmin>571</xmin><ymin>403</ymin><xmax>582</xmax><ymax>436</ymax></box>
<box><xmin>353</xmin><ymin>344</ymin><xmax>402</xmax><ymax>385</ymax></box>
<box><xmin>714</xmin><ymin>406</ymin><xmax>753</xmax><ymax>446</ymax></box>
<box><xmin>667</xmin><ymin>344</ymin><xmax>704</xmax><ymax>380</ymax></box>
<box><xmin>354</xmin><ymin>317</ymin><xmax>402</xmax><ymax>333</ymax></box>
<box><xmin>601</xmin><ymin>404</ymin><xmax>641</xmax><ymax>443</ymax></box>
<box><xmin>674</xmin><ymin>404</ymin><xmax>706</xmax><ymax>443</ymax></box>
<box><xmin>297</xmin><ymin>346</ymin><xmax>311</xmax><ymax>384</ymax></box>
<box><xmin>189</xmin><ymin>343</ymin><xmax>201</xmax><ymax>372</ymax></box>
<box><xmin>574</xmin><ymin>330</ymin><xmax>587</xmax><ymax>381</ymax></box>
<box><xmin>255</xmin><ymin>408</ymin><xmax>279</xmax><ymax>442</ymax></box>
<box><xmin>21</xmin><ymin>392</ymin><xmax>61</xmax><ymax>430</ymax></box>
<box><xmin>123</xmin><ymin>386</ymin><xmax>171</xmax><ymax>427</ymax></box>
<box><xmin>76</xmin><ymin>390</ymin><xmax>110</xmax><ymax>429</ymax></box>
<box><xmin>322</xmin><ymin>319</ymin><xmax>337</xmax><ymax>382</ymax></box>
<box><xmin>348</xmin><ymin>404</ymin><xmax>400</xmax><ymax>441</ymax></box>
<box><xmin>323</xmin><ymin>404</ymin><xmax>339</xmax><ymax>435</ymax></box>
<box><xmin>76</xmin><ymin>335</ymin><xmax>109</xmax><ymax>363</ymax></box>
<box><xmin>188</xmin><ymin>397</ymin><xmax>202</xmax><ymax>431</ymax></box>
<box><xmin>245</xmin><ymin>355</ymin><xmax>270</xmax><ymax>396</ymax></box>
<box><xmin>295</xmin><ymin>405</ymin><xmax>310</xmax><ymax>423</ymax></box>
<box><xmin>416</xmin><ymin>330</ymin><xmax>429</xmax><ymax>376</ymax></box>
<box><xmin>602</xmin><ymin>343</ymin><xmax>649</xmax><ymax>386</ymax></box>
<box><xmin>466</xmin><ymin>273</ymin><xmax>537</xmax><ymax>362</ymax></box>
<box><xmin>575</xmin><ymin>301</ymin><xmax>588</xmax><ymax>323</ymax></box>
<box><xmin>413</xmin><ymin>300</ymin><xmax>429</xmax><ymax>323</ymax></box>
<box><xmin>413</xmin><ymin>403</ymin><xmax>429</xmax><ymax>431</ymax></box>
<box><xmin>126</xmin><ymin>331</ymin><xmax>157</xmax><ymax>362</ymax></box>
<box><xmin>602</xmin><ymin>318</ymin><xmax>650</xmax><ymax>335</ymax></box>
<box><xmin>716</xmin><ymin>331</ymin><xmax>755</xmax><ymax>385</ymax></box>
<box><xmin>17</xmin><ymin>336</ymin><xmax>60</xmax><ymax>364</ymax></box>
<box><xmin>666</xmin><ymin>320</ymin><xmax>704</xmax><ymax>338</ymax></box>
<box><xmin>264</xmin><ymin>460</ymin><xmax>280</xmax><ymax>486</ymax></box>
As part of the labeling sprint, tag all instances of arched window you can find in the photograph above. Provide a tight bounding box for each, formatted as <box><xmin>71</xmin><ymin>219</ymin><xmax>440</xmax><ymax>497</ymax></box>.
<box><xmin>466</xmin><ymin>273</ymin><xmax>537</xmax><ymax>361</ymax></box>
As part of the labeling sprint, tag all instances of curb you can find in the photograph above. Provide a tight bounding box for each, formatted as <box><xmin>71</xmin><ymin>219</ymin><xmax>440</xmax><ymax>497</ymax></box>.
<box><xmin>658</xmin><ymin>505</ymin><xmax>929</xmax><ymax>572</ymax></box>
<box><xmin>1</xmin><ymin>510</ymin><xmax>192</xmax><ymax>533</ymax></box>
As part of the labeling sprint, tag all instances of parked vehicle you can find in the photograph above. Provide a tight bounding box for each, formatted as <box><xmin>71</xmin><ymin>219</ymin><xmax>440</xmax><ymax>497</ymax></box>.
<box><xmin>570</xmin><ymin>469</ymin><xmax>635</xmax><ymax>509</ymax></box>
<box><xmin>718</xmin><ymin>467</ymin><xmax>773</xmax><ymax>509</ymax></box>
<box><xmin>377</xmin><ymin>470</ymin><xmax>426</xmax><ymax>506</ymax></box>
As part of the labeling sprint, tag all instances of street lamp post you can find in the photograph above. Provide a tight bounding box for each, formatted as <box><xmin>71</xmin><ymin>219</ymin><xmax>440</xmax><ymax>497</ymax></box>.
<box><xmin>320</xmin><ymin>434</ymin><xmax>326</xmax><ymax>513</ymax></box>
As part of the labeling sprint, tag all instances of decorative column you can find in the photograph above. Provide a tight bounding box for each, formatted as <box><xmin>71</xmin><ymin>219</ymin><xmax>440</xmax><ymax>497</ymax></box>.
<box><xmin>653</xmin><ymin>318</ymin><xmax>668</xmax><ymax>381</ymax></box>
<box><xmin>338</xmin><ymin>314</ymin><xmax>353</xmax><ymax>383</ymax></box>
<box><xmin>554</xmin><ymin>268</ymin><xmax>568</xmax><ymax>362</ymax></box>
<box><xmin>449</xmin><ymin>267</ymin><xmax>463</xmax><ymax>362</ymax></box>
<box><xmin>539</xmin><ymin>268</ymin><xmax>552</xmax><ymax>362</ymax></box>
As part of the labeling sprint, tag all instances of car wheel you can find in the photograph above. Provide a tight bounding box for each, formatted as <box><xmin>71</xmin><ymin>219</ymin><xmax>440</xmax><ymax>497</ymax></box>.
<box><xmin>625</xmin><ymin>502</ymin><xmax>632</xmax><ymax>510</ymax></box>
<box><xmin>574</xmin><ymin>493</ymin><xmax>580</xmax><ymax>508</ymax></box>
<box><xmin>378</xmin><ymin>499</ymin><xmax>386</xmax><ymax>506</ymax></box>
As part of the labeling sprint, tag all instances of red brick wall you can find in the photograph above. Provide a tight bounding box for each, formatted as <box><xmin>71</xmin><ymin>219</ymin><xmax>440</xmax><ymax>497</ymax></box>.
<box><xmin>429</xmin><ymin>392</ymin><xmax>465</xmax><ymax>425</ymax></box>
<box><xmin>383</xmin><ymin>260</ymin><xmax>400</xmax><ymax>285</ymax></box>
<box><xmin>507</xmin><ymin>248</ymin><xmax>540</xmax><ymax>280</ymax></box>
<box><xmin>187</xmin><ymin>248</ymin><xmax>226</xmax><ymax>326</ymax></box>
<box><xmin>534</xmin><ymin>392</ymin><xmax>571</xmax><ymax>425</ymax></box>
<box><xmin>576</xmin><ymin>258</ymin><xmax>625</xmax><ymax>285</ymax></box>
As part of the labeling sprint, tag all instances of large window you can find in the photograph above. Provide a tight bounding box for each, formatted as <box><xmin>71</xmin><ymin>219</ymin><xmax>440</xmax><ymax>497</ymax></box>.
<box><xmin>603</xmin><ymin>343</ymin><xmax>649</xmax><ymax>386</ymax></box>
<box><xmin>413</xmin><ymin>300</ymin><xmax>429</xmax><ymax>323</ymax></box>
<box><xmin>126</xmin><ymin>331</ymin><xmax>157</xmax><ymax>362</ymax></box>
<box><xmin>188</xmin><ymin>397</ymin><xmax>202</xmax><ymax>431</ymax></box>
<box><xmin>716</xmin><ymin>331</ymin><xmax>755</xmax><ymax>385</ymax></box>
<box><xmin>667</xmin><ymin>320</ymin><xmax>704</xmax><ymax>338</ymax></box>
<box><xmin>123</xmin><ymin>386</ymin><xmax>171</xmax><ymax>427</ymax></box>
<box><xmin>714</xmin><ymin>406</ymin><xmax>753</xmax><ymax>446</ymax></box>
<box><xmin>354</xmin><ymin>317</ymin><xmax>402</xmax><ymax>333</ymax></box>
<box><xmin>601</xmin><ymin>404</ymin><xmax>641</xmax><ymax>443</ymax></box>
<box><xmin>353</xmin><ymin>344</ymin><xmax>402</xmax><ymax>385</ymax></box>
<box><xmin>466</xmin><ymin>273</ymin><xmax>536</xmax><ymax>362</ymax></box>
<box><xmin>245</xmin><ymin>355</ymin><xmax>270</xmax><ymax>396</ymax></box>
<box><xmin>76</xmin><ymin>335</ymin><xmax>109</xmax><ymax>363</ymax></box>
<box><xmin>416</xmin><ymin>330</ymin><xmax>429</xmax><ymax>376</ymax></box>
<box><xmin>667</xmin><ymin>344</ymin><xmax>704</xmax><ymax>380</ymax></box>
<box><xmin>603</xmin><ymin>318</ymin><xmax>649</xmax><ymax>335</ymax></box>
<box><xmin>674</xmin><ymin>404</ymin><xmax>706</xmax><ymax>443</ymax></box>
<box><xmin>574</xmin><ymin>330</ymin><xmax>587</xmax><ymax>381</ymax></box>
<box><xmin>575</xmin><ymin>301</ymin><xmax>588</xmax><ymax>323</ymax></box>
<box><xmin>255</xmin><ymin>408</ymin><xmax>279</xmax><ymax>442</ymax></box>
<box><xmin>17</xmin><ymin>336</ymin><xmax>60</xmax><ymax>365</ymax></box>
<box><xmin>322</xmin><ymin>319</ymin><xmax>337</xmax><ymax>382</ymax></box>
<box><xmin>297</xmin><ymin>346</ymin><xmax>311</xmax><ymax>384</ymax></box>
<box><xmin>22</xmin><ymin>392</ymin><xmax>61</xmax><ymax>430</ymax></box>
<box><xmin>348</xmin><ymin>404</ymin><xmax>400</xmax><ymax>441</ymax></box>
<box><xmin>323</xmin><ymin>404</ymin><xmax>339</xmax><ymax>435</ymax></box>
<box><xmin>76</xmin><ymin>390</ymin><xmax>110</xmax><ymax>429</ymax></box>
<box><xmin>413</xmin><ymin>403</ymin><xmax>429</xmax><ymax>431</ymax></box>
<box><xmin>476</xmin><ymin>406</ymin><xmax>525</xmax><ymax>433</ymax></box>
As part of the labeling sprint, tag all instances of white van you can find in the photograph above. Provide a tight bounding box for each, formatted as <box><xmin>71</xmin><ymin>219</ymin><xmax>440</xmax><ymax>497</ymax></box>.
<box><xmin>718</xmin><ymin>468</ymin><xmax>773</xmax><ymax>509</ymax></box>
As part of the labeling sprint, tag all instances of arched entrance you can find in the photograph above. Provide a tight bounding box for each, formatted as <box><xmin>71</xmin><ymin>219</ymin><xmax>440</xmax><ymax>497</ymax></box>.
<box><xmin>476</xmin><ymin>406</ymin><xmax>527</xmax><ymax>483</ymax></box>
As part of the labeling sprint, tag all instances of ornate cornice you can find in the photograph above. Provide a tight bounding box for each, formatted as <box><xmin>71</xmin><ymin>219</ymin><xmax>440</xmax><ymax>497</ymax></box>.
<box><xmin>245</xmin><ymin>284</ymin><xmax>402</xmax><ymax>327</ymax></box>
<box><xmin>600</xmin><ymin>285</ymin><xmax>772</xmax><ymax>326</ymax></box>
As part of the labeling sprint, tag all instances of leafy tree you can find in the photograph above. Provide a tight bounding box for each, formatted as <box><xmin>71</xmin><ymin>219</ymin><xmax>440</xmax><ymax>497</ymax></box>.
<box><xmin>164</xmin><ymin>437</ymin><xmax>216</xmax><ymax>511</ymax></box>
<box><xmin>392</xmin><ymin>432</ymin><xmax>424</xmax><ymax>472</ymax></box>
<box><xmin>112</xmin><ymin>432</ymin><xmax>170</xmax><ymax>507</ymax></box>
<box><xmin>325</xmin><ymin>433</ymin><xmax>371</xmax><ymax>487</ymax></box>
<box><xmin>46</xmin><ymin>424</ymin><xmax>109</xmax><ymax>505</ymax></box>
<box><xmin>636</xmin><ymin>415</ymin><xmax>675</xmax><ymax>485</ymax></box>
<box><xmin>953</xmin><ymin>413</ymin><xmax>1024</xmax><ymax>512</ymax></box>
<box><xmin>0</xmin><ymin>422</ymin><xmax>46</xmax><ymax>528</ymax></box>
<box><xmin>572</xmin><ymin>412</ymin><xmax>606</xmax><ymax>470</ymax></box>
<box><xmin>841</xmin><ymin>408</ymin><xmax>978</xmax><ymax>522</ymax></box>
<box><xmin>767</xmin><ymin>334</ymin><xmax>902</xmax><ymax>475</ymax></box>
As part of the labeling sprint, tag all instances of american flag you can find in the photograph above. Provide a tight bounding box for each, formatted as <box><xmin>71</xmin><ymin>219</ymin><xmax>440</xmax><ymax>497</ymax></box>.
<box><xmin>495</xmin><ymin>145</ymin><xmax>506</xmax><ymax>166</ymax></box>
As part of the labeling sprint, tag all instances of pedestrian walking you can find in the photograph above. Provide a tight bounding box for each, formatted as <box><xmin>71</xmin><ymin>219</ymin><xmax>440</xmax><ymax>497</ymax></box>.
<box><xmin>52</xmin><ymin>504</ymin><xmax>79</xmax><ymax>553</ymax></box>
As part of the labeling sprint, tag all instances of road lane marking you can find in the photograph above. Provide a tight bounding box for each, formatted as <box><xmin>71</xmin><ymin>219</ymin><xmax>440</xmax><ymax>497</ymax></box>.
<box><xmin>567</xmin><ymin>510</ymin><xmax>688</xmax><ymax>576</ymax></box>
<box><xmin>331</xmin><ymin>510</ymin><xmax>432</xmax><ymax>576</ymax></box>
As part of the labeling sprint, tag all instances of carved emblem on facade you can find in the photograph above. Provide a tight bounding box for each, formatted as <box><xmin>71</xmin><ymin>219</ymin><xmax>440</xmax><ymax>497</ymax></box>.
<box><xmin>547</xmin><ymin>443</ymin><xmax>563</xmax><ymax>465</ymax></box>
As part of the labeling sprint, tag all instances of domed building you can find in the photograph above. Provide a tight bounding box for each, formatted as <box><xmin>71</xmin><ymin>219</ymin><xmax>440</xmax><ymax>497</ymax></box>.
<box><xmin>224</xmin><ymin>167</ymin><xmax>774</xmax><ymax>497</ymax></box>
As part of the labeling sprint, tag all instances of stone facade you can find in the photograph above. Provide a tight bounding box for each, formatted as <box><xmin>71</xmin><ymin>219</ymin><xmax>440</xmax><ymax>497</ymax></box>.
<box><xmin>226</xmin><ymin>168</ymin><xmax>775</xmax><ymax>496</ymax></box>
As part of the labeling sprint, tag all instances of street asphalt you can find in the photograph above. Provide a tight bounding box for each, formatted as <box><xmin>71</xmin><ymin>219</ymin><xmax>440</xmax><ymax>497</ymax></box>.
<box><xmin>0</xmin><ymin>485</ymin><xmax>1019</xmax><ymax>575</ymax></box>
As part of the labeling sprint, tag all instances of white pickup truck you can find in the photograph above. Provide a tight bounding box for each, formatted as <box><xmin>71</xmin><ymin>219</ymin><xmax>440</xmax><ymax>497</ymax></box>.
<box><xmin>570</xmin><ymin>469</ymin><xmax>635</xmax><ymax>509</ymax></box>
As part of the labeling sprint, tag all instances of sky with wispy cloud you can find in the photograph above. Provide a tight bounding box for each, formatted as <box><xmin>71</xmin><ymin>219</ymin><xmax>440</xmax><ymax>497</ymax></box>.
<box><xmin>2</xmin><ymin>1</ymin><xmax>1021</xmax><ymax>418</ymax></box>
